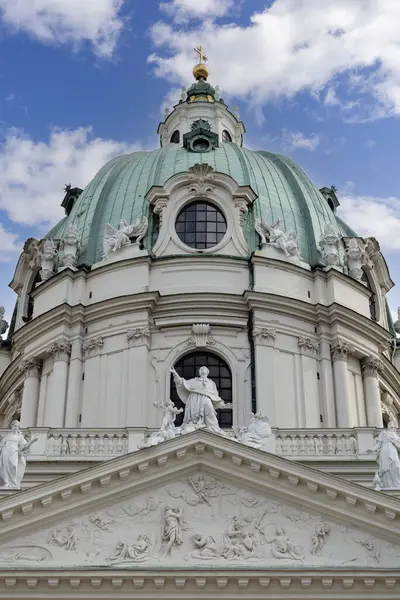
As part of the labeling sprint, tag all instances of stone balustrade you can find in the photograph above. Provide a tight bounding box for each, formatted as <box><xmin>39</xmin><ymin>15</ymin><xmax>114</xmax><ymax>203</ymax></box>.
<box><xmin>0</xmin><ymin>427</ymin><xmax>379</xmax><ymax>461</ymax></box>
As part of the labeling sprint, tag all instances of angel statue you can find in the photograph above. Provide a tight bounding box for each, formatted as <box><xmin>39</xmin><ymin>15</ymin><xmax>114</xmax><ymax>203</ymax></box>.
<box><xmin>170</xmin><ymin>365</ymin><xmax>231</xmax><ymax>435</ymax></box>
<box><xmin>0</xmin><ymin>421</ymin><xmax>38</xmax><ymax>488</ymax></box>
<box><xmin>255</xmin><ymin>218</ymin><xmax>302</xmax><ymax>261</ymax></box>
<box><xmin>103</xmin><ymin>216</ymin><xmax>148</xmax><ymax>258</ymax></box>
<box><xmin>0</xmin><ymin>306</ymin><xmax>8</xmax><ymax>338</ymax></box>
<box><xmin>153</xmin><ymin>399</ymin><xmax>183</xmax><ymax>437</ymax></box>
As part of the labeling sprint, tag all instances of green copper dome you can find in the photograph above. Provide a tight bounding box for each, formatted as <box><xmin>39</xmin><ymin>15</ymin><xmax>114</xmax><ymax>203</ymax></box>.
<box><xmin>47</xmin><ymin>144</ymin><xmax>344</xmax><ymax>266</ymax></box>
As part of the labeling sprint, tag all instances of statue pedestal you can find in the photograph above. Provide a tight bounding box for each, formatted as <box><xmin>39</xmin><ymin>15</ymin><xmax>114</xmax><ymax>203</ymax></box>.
<box><xmin>92</xmin><ymin>244</ymin><xmax>148</xmax><ymax>270</ymax></box>
<box><xmin>255</xmin><ymin>246</ymin><xmax>310</xmax><ymax>270</ymax></box>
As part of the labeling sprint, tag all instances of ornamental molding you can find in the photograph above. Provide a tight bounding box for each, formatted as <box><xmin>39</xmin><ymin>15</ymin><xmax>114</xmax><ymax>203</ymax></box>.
<box><xmin>153</xmin><ymin>198</ymin><xmax>168</xmax><ymax>226</ymax></box>
<box><xmin>82</xmin><ymin>337</ymin><xmax>104</xmax><ymax>356</ymax></box>
<box><xmin>45</xmin><ymin>339</ymin><xmax>72</xmax><ymax>362</ymax></box>
<box><xmin>298</xmin><ymin>336</ymin><xmax>319</xmax><ymax>353</ymax></box>
<box><xmin>361</xmin><ymin>355</ymin><xmax>383</xmax><ymax>379</ymax></box>
<box><xmin>234</xmin><ymin>198</ymin><xmax>248</xmax><ymax>227</ymax></box>
<box><xmin>186</xmin><ymin>323</ymin><xmax>216</xmax><ymax>348</ymax></box>
<box><xmin>252</xmin><ymin>327</ymin><xmax>277</xmax><ymax>343</ymax></box>
<box><xmin>330</xmin><ymin>340</ymin><xmax>355</xmax><ymax>362</ymax></box>
<box><xmin>186</xmin><ymin>163</ymin><xmax>215</xmax><ymax>196</ymax></box>
<box><xmin>127</xmin><ymin>327</ymin><xmax>151</xmax><ymax>347</ymax></box>
<box><xmin>18</xmin><ymin>356</ymin><xmax>41</xmax><ymax>379</ymax></box>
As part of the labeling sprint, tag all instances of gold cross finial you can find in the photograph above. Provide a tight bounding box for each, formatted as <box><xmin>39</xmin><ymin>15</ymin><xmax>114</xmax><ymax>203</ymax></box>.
<box><xmin>194</xmin><ymin>45</ymin><xmax>208</xmax><ymax>64</ymax></box>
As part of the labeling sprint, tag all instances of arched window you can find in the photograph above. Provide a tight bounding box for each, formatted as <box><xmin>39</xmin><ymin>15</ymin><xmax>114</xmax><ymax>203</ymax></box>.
<box><xmin>361</xmin><ymin>268</ymin><xmax>378</xmax><ymax>321</ymax></box>
<box><xmin>170</xmin><ymin>351</ymin><xmax>233</xmax><ymax>428</ymax></box>
<box><xmin>170</xmin><ymin>130</ymin><xmax>180</xmax><ymax>144</ymax></box>
<box><xmin>222</xmin><ymin>130</ymin><xmax>232</xmax><ymax>143</ymax></box>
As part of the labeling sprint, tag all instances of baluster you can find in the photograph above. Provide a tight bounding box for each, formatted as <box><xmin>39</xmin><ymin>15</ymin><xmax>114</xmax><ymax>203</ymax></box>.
<box><xmin>326</xmin><ymin>434</ymin><xmax>335</xmax><ymax>455</ymax></box>
<box><xmin>307</xmin><ymin>436</ymin><xmax>315</xmax><ymax>455</ymax></box>
<box><xmin>275</xmin><ymin>436</ymin><xmax>283</xmax><ymax>454</ymax></box>
<box><xmin>60</xmin><ymin>435</ymin><xmax>68</xmax><ymax>455</ymax></box>
<box><xmin>122</xmin><ymin>436</ymin><xmax>128</xmax><ymax>453</ymax></box>
<box><xmin>52</xmin><ymin>434</ymin><xmax>61</xmax><ymax>455</ymax></box>
<box><xmin>336</xmin><ymin>435</ymin><xmax>343</xmax><ymax>455</ymax></box>
<box><xmin>282</xmin><ymin>436</ymin><xmax>291</xmax><ymax>454</ymax></box>
<box><xmin>298</xmin><ymin>434</ymin><xmax>306</xmax><ymax>455</ymax></box>
<box><xmin>116</xmin><ymin>434</ymin><xmax>123</xmax><ymax>454</ymax></box>
<box><xmin>97</xmin><ymin>435</ymin><xmax>104</xmax><ymax>455</ymax></box>
<box><xmin>46</xmin><ymin>434</ymin><xmax>54</xmax><ymax>455</ymax></box>
<box><xmin>106</xmin><ymin>436</ymin><xmax>114</xmax><ymax>455</ymax></box>
<box><xmin>69</xmin><ymin>434</ymin><xmax>78</xmax><ymax>455</ymax></box>
<box><xmin>88</xmin><ymin>434</ymin><xmax>96</xmax><ymax>454</ymax></box>
<box><xmin>315</xmin><ymin>435</ymin><xmax>324</xmax><ymax>455</ymax></box>
<box><xmin>345</xmin><ymin>435</ymin><xmax>354</xmax><ymax>454</ymax></box>
<box><xmin>79</xmin><ymin>435</ymin><xmax>87</xmax><ymax>455</ymax></box>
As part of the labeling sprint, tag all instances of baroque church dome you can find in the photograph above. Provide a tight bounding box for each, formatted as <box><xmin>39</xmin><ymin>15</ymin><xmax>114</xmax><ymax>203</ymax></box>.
<box><xmin>47</xmin><ymin>143</ymin><xmax>354</xmax><ymax>267</ymax></box>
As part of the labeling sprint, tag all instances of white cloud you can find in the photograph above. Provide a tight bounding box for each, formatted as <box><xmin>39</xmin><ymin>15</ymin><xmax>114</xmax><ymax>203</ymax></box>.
<box><xmin>338</xmin><ymin>194</ymin><xmax>400</xmax><ymax>252</ymax></box>
<box><xmin>149</xmin><ymin>0</ymin><xmax>400</xmax><ymax>118</ymax></box>
<box><xmin>0</xmin><ymin>223</ymin><xmax>21</xmax><ymax>261</ymax></box>
<box><xmin>282</xmin><ymin>130</ymin><xmax>320</xmax><ymax>151</ymax></box>
<box><xmin>160</xmin><ymin>0</ymin><xmax>233</xmax><ymax>21</ymax></box>
<box><xmin>0</xmin><ymin>0</ymin><xmax>125</xmax><ymax>56</ymax></box>
<box><xmin>0</xmin><ymin>127</ymin><xmax>138</xmax><ymax>228</ymax></box>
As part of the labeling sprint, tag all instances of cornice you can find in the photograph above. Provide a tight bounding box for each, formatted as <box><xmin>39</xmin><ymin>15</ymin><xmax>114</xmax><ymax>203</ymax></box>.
<box><xmin>0</xmin><ymin>568</ymin><xmax>397</xmax><ymax>595</ymax></box>
<box><xmin>0</xmin><ymin>431</ymin><xmax>398</xmax><ymax>545</ymax></box>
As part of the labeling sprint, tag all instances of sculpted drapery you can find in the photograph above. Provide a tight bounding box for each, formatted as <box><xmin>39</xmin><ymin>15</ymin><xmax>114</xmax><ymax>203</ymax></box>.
<box><xmin>371</xmin><ymin>422</ymin><xmax>400</xmax><ymax>490</ymax></box>
<box><xmin>0</xmin><ymin>421</ymin><xmax>38</xmax><ymax>488</ymax></box>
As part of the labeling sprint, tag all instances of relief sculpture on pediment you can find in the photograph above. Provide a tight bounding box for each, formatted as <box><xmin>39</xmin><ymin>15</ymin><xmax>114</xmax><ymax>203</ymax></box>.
<box><xmin>0</xmin><ymin>472</ymin><xmax>399</xmax><ymax>569</ymax></box>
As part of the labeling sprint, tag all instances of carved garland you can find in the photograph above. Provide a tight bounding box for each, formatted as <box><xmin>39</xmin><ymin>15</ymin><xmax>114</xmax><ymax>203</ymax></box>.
<box><xmin>82</xmin><ymin>337</ymin><xmax>104</xmax><ymax>355</ymax></box>
<box><xmin>186</xmin><ymin>324</ymin><xmax>216</xmax><ymax>348</ymax></box>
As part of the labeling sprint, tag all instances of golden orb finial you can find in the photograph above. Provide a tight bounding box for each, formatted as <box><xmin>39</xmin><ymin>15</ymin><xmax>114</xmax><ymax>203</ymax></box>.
<box><xmin>193</xmin><ymin>45</ymin><xmax>209</xmax><ymax>80</ymax></box>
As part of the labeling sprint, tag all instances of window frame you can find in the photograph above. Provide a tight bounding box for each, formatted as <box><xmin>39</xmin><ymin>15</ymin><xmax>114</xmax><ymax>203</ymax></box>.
<box><xmin>175</xmin><ymin>200</ymin><xmax>227</xmax><ymax>250</ymax></box>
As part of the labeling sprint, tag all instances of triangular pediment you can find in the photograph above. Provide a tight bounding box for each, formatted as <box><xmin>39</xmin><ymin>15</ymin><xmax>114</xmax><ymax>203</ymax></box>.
<box><xmin>0</xmin><ymin>431</ymin><xmax>399</xmax><ymax>572</ymax></box>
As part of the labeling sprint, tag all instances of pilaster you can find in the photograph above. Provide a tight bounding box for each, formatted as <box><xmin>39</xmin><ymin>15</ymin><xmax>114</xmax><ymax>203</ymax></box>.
<box><xmin>331</xmin><ymin>340</ymin><xmax>355</xmax><ymax>428</ymax></box>
<box><xmin>19</xmin><ymin>356</ymin><xmax>41</xmax><ymax>427</ymax></box>
<box><xmin>361</xmin><ymin>355</ymin><xmax>383</xmax><ymax>428</ymax></box>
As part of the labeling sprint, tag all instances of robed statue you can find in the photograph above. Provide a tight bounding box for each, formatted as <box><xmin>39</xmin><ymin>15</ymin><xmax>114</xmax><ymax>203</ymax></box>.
<box><xmin>0</xmin><ymin>421</ymin><xmax>38</xmax><ymax>488</ymax></box>
<box><xmin>369</xmin><ymin>421</ymin><xmax>400</xmax><ymax>490</ymax></box>
<box><xmin>170</xmin><ymin>365</ymin><xmax>230</xmax><ymax>435</ymax></box>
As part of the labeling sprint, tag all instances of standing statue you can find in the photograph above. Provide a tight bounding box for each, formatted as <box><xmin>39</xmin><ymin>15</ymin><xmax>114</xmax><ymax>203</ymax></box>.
<box><xmin>0</xmin><ymin>421</ymin><xmax>38</xmax><ymax>488</ymax></box>
<box><xmin>170</xmin><ymin>365</ymin><xmax>230</xmax><ymax>435</ymax></box>
<box><xmin>368</xmin><ymin>421</ymin><xmax>400</xmax><ymax>490</ymax></box>
<box><xmin>103</xmin><ymin>216</ymin><xmax>148</xmax><ymax>257</ymax></box>
<box><xmin>255</xmin><ymin>218</ymin><xmax>302</xmax><ymax>260</ymax></box>
<box><xmin>60</xmin><ymin>222</ymin><xmax>80</xmax><ymax>268</ymax></box>
<box><xmin>0</xmin><ymin>306</ymin><xmax>8</xmax><ymax>338</ymax></box>
<box><xmin>38</xmin><ymin>239</ymin><xmax>58</xmax><ymax>281</ymax></box>
<box><xmin>161</xmin><ymin>506</ymin><xmax>188</xmax><ymax>556</ymax></box>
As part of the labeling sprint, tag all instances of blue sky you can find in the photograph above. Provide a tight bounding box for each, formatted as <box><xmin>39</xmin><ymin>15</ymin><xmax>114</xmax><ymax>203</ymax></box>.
<box><xmin>1</xmin><ymin>0</ymin><xmax>400</xmax><ymax>323</ymax></box>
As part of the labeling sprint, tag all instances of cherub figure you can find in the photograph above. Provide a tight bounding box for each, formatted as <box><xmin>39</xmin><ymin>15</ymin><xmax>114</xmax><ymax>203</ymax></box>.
<box><xmin>103</xmin><ymin>216</ymin><xmax>148</xmax><ymax>257</ymax></box>
<box><xmin>153</xmin><ymin>399</ymin><xmax>183</xmax><ymax>434</ymax></box>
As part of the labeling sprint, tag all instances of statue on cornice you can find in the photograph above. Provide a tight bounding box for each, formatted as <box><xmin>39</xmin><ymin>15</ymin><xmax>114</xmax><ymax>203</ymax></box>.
<box><xmin>0</xmin><ymin>306</ymin><xmax>8</xmax><ymax>338</ymax></box>
<box><xmin>170</xmin><ymin>365</ymin><xmax>230</xmax><ymax>435</ymax></box>
<box><xmin>0</xmin><ymin>421</ymin><xmax>38</xmax><ymax>489</ymax></box>
<box><xmin>368</xmin><ymin>421</ymin><xmax>400</xmax><ymax>490</ymax></box>
<box><xmin>103</xmin><ymin>216</ymin><xmax>148</xmax><ymax>258</ymax></box>
<box><xmin>234</xmin><ymin>411</ymin><xmax>272</xmax><ymax>450</ymax></box>
<box><xmin>38</xmin><ymin>239</ymin><xmax>58</xmax><ymax>281</ymax></box>
<box><xmin>255</xmin><ymin>218</ymin><xmax>302</xmax><ymax>261</ymax></box>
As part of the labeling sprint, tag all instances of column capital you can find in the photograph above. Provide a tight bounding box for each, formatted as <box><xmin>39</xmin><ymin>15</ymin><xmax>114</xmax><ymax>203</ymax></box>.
<box><xmin>298</xmin><ymin>336</ymin><xmax>319</xmax><ymax>354</ymax></box>
<box><xmin>18</xmin><ymin>356</ymin><xmax>41</xmax><ymax>379</ymax></box>
<box><xmin>361</xmin><ymin>355</ymin><xmax>383</xmax><ymax>378</ymax></box>
<box><xmin>46</xmin><ymin>339</ymin><xmax>72</xmax><ymax>362</ymax></box>
<box><xmin>83</xmin><ymin>336</ymin><xmax>104</xmax><ymax>356</ymax></box>
<box><xmin>330</xmin><ymin>339</ymin><xmax>355</xmax><ymax>362</ymax></box>
<box><xmin>127</xmin><ymin>327</ymin><xmax>151</xmax><ymax>348</ymax></box>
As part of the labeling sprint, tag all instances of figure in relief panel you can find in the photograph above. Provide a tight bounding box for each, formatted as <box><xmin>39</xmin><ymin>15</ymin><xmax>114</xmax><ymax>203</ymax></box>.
<box><xmin>266</xmin><ymin>528</ymin><xmax>303</xmax><ymax>560</ymax></box>
<box><xmin>170</xmin><ymin>365</ymin><xmax>230</xmax><ymax>434</ymax></box>
<box><xmin>368</xmin><ymin>421</ymin><xmax>400</xmax><ymax>490</ymax></box>
<box><xmin>108</xmin><ymin>535</ymin><xmax>151</xmax><ymax>563</ymax></box>
<box><xmin>188</xmin><ymin>533</ymin><xmax>218</xmax><ymax>560</ymax></box>
<box><xmin>0</xmin><ymin>421</ymin><xmax>38</xmax><ymax>489</ymax></box>
<box><xmin>161</xmin><ymin>506</ymin><xmax>188</xmax><ymax>556</ymax></box>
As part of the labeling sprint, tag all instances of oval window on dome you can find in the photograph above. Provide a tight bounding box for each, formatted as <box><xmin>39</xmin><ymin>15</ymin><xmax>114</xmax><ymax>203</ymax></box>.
<box><xmin>175</xmin><ymin>201</ymin><xmax>227</xmax><ymax>249</ymax></box>
<box><xmin>222</xmin><ymin>130</ymin><xmax>232</xmax><ymax>143</ymax></box>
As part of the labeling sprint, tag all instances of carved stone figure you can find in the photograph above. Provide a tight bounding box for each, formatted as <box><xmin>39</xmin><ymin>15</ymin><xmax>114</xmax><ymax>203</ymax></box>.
<box><xmin>345</xmin><ymin>237</ymin><xmax>365</xmax><ymax>281</ymax></box>
<box><xmin>108</xmin><ymin>535</ymin><xmax>151</xmax><ymax>563</ymax></box>
<box><xmin>170</xmin><ymin>365</ymin><xmax>230</xmax><ymax>435</ymax></box>
<box><xmin>368</xmin><ymin>422</ymin><xmax>400</xmax><ymax>490</ymax></box>
<box><xmin>60</xmin><ymin>222</ymin><xmax>80</xmax><ymax>268</ymax></box>
<box><xmin>360</xmin><ymin>539</ymin><xmax>380</xmax><ymax>564</ymax></box>
<box><xmin>161</xmin><ymin>506</ymin><xmax>188</xmax><ymax>556</ymax></box>
<box><xmin>255</xmin><ymin>218</ymin><xmax>302</xmax><ymax>261</ymax></box>
<box><xmin>311</xmin><ymin>522</ymin><xmax>331</xmax><ymax>555</ymax></box>
<box><xmin>188</xmin><ymin>533</ymin><xmax>218</xmax><ymax>560</ymax></box>
<box><xmin>188</xmin><ymin>474</ymin><xmax>215</xmax><ymax>506</ymax></box>
<box><xmin>266</xmin><ymin>528</ymin><xmax>303</xmax><ymax>560</ymax></box>
<box><xmin>0</xmin><ymin>421</ymin><xmax>38</xmax><ymax>488</ymax></box>
<box><xmin>153</xmin><ymin>398</ymin><xmax>183</xmax><ymax>437</ymax></box>
<box><xmin>235</xmin><ymin>411</ymin><xmax>271</xmax><ymax>450</ymax></box>
<box><xmin>394</xmin><ymin>307</ymin><xmax>400</xmax><ymax>335</ymax></box>
<box><xmin>319</xmin><ymin>223</ymin><xmax>341</xmax><ymax>266</ymax></box>
<box><xmin>103</xmin><ymin>216</ymin><xmax>148</xmax><ymax>257</ymax></box>
<box><xmin>0</xmin><ymin>306</ymin><xmax>8</xmax><ymax>338</ymax></box>
<box><xmin>222</xmin><ymin>516</ymin><xmax>257</xmax><ymax>560</ymax></box>
<box><xmin>39</xmin><ymin>239</ymin><xmax>58</xmax><ymax>281</ymax></box>
<box><xmin>48</xmin><ymin>522</ymin><xmax>80</xmax><ymax>551</ymax></box>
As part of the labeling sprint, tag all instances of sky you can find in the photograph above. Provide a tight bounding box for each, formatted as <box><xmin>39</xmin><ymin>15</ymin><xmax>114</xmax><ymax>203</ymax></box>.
<box><xmin>1</xmin><ymin>0</ymin><xmax>400</xmax><ymax>323</ymax></box>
